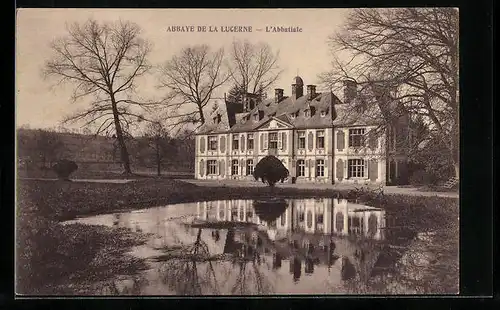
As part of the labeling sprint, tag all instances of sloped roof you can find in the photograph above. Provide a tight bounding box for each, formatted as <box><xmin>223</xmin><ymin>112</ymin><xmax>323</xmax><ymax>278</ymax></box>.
<box><xmin>229</xmin><ymin>92</ymin><xmax>341</xmax><ymax>133</ymax></box>
<box><xmin>196</xmin><ymin>84</ymin><xmax>393</xmax><ymax>135</ymax></box>
<box><xmin>332</xmin><ymin>101</ymin><xmax>385</xmax><ymax>127</ymax></box>
<box><xmin>196</xmin><ymin>99</ymin><xmax>234</xmax><ymax>135</ymax></box>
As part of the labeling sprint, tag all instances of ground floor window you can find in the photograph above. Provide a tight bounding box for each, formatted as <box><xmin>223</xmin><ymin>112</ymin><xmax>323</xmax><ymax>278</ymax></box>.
<box><xmin>207</xmin><ymin>160</ymin><xmax>217</xmax><ymax>175</ymax></box>
<box><xmin>231</xmin><ymin>160</ymin><xmax>239</xmax><ymax>175</ymax></box>
<box><xmin>316</xmin><ymin>159</ymin><xmax>325</xmax><ymax>177</ymax></box>
<box><xmin>348</xmin><ymin>159</ymin><xmax>365</xmax><ymax>178</ymax></box>
<box><xmin>246</xmin><ymin>159</ymin><xmax>254</xmax><ymax>175</ymax></box>
<box><xmin>297</xmin><ymin>159</ymin><xmax>305</xmax><ymax>177</ymax></box>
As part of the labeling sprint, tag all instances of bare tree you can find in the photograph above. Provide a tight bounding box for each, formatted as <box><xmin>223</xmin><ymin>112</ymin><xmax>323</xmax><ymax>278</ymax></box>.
<box><xmin>43</xmin><ymin>19</ymin><xmax>157</xmax><ymax>174</ymax></box>
<box><xmin>158</xmin><ymin>45</ymin><xmax>228</xmax><ymax>131</ymax></box>
<box><xmin>228</xmin><ymin>40</ymin><xmax>283</xmax><ymax>97</ymax></box>
<box><xmin>143</xmin><ymin>121</ymin><xmax>176</xmax><ymax>177</ymax></box>
<box><xmin>319</xmin><ymin>8</ymin><xmax>459</xmax><ymax>177</ymax></box>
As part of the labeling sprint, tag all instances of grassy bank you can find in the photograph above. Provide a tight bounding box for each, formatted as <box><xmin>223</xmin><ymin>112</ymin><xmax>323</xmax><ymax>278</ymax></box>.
<box><xmin>16</xmin><ymin>178</ymin><xmax>458</xmax><ymax>295</ymax></box>
<box><xmin>17</xmin><ymin>178</ymin><xmax>458</xmax><ymax>223</ymax></box>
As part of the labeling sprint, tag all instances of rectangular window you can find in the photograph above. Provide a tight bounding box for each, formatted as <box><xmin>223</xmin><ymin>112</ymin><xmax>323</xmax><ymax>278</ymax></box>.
<box><xmin>280</xmin><ymin>213</ymin><xmax>286</xmax><ymax>226</ymax></box>
<box><xmin>316</xmin><ymin>159</ymin><xmax>325</xmax><ymax>177</ymax></box>
<box><xmin>232</xmin><ymin>134</ymin><xmax>239</xmax><ymax>150</ymax></box>
<box><xmin>207</xmin><ymin>160</ymin><xmax>217</xmax><ymax>175</ymax></box>
<box><xmin>298</xmin><ymin>131</ymin><xmax>306</xmax><ymax>149</ymax></box>
<box><xmin>316</xmin><ymin>130</ymin><xmax>325</xmax><ymax>149</ymax></box>
<box><xmin>208</xmin><ymin>136</ymin><xmax>218</xmax><ymax>151</ymax></box>
<box><xmin>247</xmin><ymin>133</ymin><xmax>254</xmax><ymax>150</ymax></box>
<box><xmin>349</xmin><ymin>128</ymin><xmax>366</xmax><ymax>147</ymax></box>
<box><xmin>348</xmin><ymin>159</ymin><xmax>365</xmax><ymax>178</ymax></box>
<box><xmin>246</xmin><ymin>159</ymin><xmax>254</xmax><ymax>175</ymax></box>
<box><xmin>297</xmin><ymin>160</ymin><xmax>305</xmax><ymax>177</ymax></box>
<box><xmin>269</xmin><ymin>132</ymin><xmax>278</xmax><ymax>149</ymax></box>
<box><xmin>231</xmin><ymin>160</ymin><xmax>239</xmax><ymax>175</ymax></box>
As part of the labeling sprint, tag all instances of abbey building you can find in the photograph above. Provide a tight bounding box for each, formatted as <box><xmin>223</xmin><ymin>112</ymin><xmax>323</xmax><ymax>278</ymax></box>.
<box><xmin>194</xmin><ymin>76</ymin><xmax>410</xmax><ymax>185</ymax></box>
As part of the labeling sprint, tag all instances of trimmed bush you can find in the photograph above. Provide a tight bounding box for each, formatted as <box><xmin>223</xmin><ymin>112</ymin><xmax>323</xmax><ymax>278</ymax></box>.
<box><xmin>253</xmin><ymin>155</ymin><xmax>289</xmax><ymax>187</ymax></box>
<box><xmin>409</xmin><ymin>170</ymin><xmax>438</xmax><ymax>186</ymax></box>
<box><xmin>52</xmin><ymin>160</ymin><xmax>78</xmax><ymax>180</ymax></box>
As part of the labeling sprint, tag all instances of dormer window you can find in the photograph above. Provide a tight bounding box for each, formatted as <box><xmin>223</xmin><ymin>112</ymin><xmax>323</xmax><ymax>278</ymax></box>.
<box><xmin>253</xmin><ymin>114</ymin><xmax>259</xmax><ymax>122</ymax></box>
<box><xmin>213</xmin><ymin>113</ymin><xmax>221</xmax><ymax>124</ymax></box>
<box><xmin>320</xmin><ymin>110</ymin><xmax>327</xmax><ymax>117</ymax></box>
<box><xmin>304</xmin><ymin>109</ymin><xmax>310</xmax><ymax>118</ymax></box>
<box><xmin>290</xmin><ymin>113</ymin><xmax>296</xmax><ymax>119</ymax></box>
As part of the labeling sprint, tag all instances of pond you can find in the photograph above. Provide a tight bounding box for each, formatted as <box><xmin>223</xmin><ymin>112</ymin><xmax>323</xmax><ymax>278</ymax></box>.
<box><xmin>62</xmin><ymin>198</ymin><xmax>446</xmax><ymax>295</ymax></box>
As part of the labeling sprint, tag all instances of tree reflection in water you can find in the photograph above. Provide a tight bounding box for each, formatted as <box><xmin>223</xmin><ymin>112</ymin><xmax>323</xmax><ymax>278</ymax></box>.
<box><xmin>230</xmin><ymin>238</ymin><xmax>275</xmax><ymax>295</ymax></box>
<box><xmin>156</xmin><ymin>228</ymin><xmax>221</xmax><ymax>295</ymax></box>
<box><xmin>153</xmin><ymin>226</ymin><xmax>275</xmax><ymax>295</ymax></box>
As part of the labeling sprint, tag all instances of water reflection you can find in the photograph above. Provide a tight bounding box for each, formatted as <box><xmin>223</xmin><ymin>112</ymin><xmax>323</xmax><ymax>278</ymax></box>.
<box><xmin>64</xmin><ymin>198</ymin><xmax>415</xmax><ymax>295</ymax></box>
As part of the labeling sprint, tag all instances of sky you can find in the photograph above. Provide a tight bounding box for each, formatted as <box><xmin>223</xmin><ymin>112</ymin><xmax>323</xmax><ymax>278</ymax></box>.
<box><xmin>16</xmin><ymin>8</ymin><xmax>349</xmax><ymax>131</ymax></box>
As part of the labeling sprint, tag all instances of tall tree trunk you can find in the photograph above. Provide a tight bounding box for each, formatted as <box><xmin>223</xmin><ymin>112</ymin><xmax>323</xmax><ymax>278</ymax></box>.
<box><xmin>110</xmin><ymin>97</ymin><xmax>132</xmax><ymax>175</ymax></box>
<box><xmin>156</xmin><ymin>138</ymin><xmax>161</xmax><ymax>177</ymax></box>
<box><xmin>198</xmin><ymin>104</ymin><xmax>206</xmax><ymax>124</ymax></box>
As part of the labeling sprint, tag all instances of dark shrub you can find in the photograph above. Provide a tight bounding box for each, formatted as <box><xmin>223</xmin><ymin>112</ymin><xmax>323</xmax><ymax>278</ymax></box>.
<box><xmin>52</xmin><ymin>160</ymin><xmax>78</xmax><ymax>180</ymax></box>
<box><xmin>253</xmin><ymin>155</ymin><xmax>289</xmax><ymax>187</ymax></box>
<box><xmin>409</xmin><ymin>170</ymin><xmax>438</xmax><ymax>186</ymax></box>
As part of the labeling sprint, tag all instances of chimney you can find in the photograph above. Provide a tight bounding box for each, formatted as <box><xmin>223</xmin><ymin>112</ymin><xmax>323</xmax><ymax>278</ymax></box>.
<box><xmin>343</xmin><ymin>79</ymin><xmax>357</xmax><ymax>104</ymax></box>
<box><xmin>292</xmin><ymin>76</ymin><xmax>304</xmax><ymax>100</ymax></box>
<box><xmin>275</xmin><ymin>88</ymin><xmax>284</xmax><ymax>103</ymax></box>
<box><xmin>306</xmin><ymin>85</ymin><xmax>316</xmax><ymax>100</ymax></box>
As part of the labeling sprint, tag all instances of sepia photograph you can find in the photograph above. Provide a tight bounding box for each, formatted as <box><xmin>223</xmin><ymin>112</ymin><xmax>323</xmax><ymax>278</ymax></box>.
<box><xmin>15</xmin><ymin>8</ymin><xmax>459</xmax><ymax>296</ymax></box>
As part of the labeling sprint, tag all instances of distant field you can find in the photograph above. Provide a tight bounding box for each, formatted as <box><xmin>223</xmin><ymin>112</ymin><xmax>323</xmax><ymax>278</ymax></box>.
<box><xmin>16</xmin><ymin>164</ymin><xmax>194</xmax><ymax>180</ymax></box>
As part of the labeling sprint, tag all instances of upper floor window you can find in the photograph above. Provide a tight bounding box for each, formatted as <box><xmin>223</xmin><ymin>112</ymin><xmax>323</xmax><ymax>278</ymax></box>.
<box><xmin>316</xmin><ymin>130</ymin><xmax>325</xmax><ymax>149</ymax></box>
<box><xmin>298</xmin><ymin>131</ymin><xmax>306</xmax><ymax>149</ymax></box>
<box><xmin>269</xmin><ymin>132</ymin><xmax>278</xmax><ymax>149</ymax></box>
<box><xmin>232</xmin><ymin>134</ymin><xmax>239</xmax><ymax>150</ymax></box>
<box><xmin>316</xmin><ymin>159</ymin><xmax>325</xmax><ymax>177</ymax></box>
<box><xmin>349</xmin><ymin>128</ymin><xmax>365</xmax><ymax>147</ymax></box>
<box><xmin>247</xmin><ymin>133</ymin><xmax>254</xmax><ymax>150</ymax></box>
<box><xmin>208</xmin><ymin>136</ymin><xmax>218</xmax><ymax>151</ymax></box>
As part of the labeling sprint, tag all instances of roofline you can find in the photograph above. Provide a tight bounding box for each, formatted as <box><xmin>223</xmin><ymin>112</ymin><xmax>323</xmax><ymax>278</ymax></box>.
<box><xmin>193</xmin><ymin>122</ymin><xmax>386</xmax><ymax>135</ymax></box>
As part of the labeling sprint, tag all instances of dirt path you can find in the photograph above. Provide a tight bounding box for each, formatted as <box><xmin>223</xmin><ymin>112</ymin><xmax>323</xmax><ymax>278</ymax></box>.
<box><xmin>181</xmin><ymin>180</ymin><xmax>459</xmax><ymax>199</ymax></box>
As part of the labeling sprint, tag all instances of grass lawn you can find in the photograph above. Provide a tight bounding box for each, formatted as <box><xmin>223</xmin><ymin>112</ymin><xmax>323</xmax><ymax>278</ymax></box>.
<box><xmin>16</xmin><ymin>178</ymin><xmax>459</xmax><ymax>295</ymax></box>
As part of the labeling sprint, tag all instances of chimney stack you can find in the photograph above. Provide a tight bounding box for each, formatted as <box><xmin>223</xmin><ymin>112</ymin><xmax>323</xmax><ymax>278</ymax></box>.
<box><xmin>275</xmin><ymin>88</ymin><xmax>284</xmax><ymax>103</ymax></box>
<box><xmin>306</xmin><ymin>85</ymin><xmax>317</xmax><ymax>100</ymax></box>
<box><xmin>292</xmin><ymin>76</ymin><xmax>304</xmax><ymax>100</ymax></box>
<box><xmin>343</xmin><ymin>79</ymin><xmax>357</xmax><ymax>104</ymax></box>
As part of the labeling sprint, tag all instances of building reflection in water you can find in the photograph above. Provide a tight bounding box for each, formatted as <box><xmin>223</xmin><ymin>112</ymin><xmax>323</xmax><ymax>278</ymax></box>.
<box><xmin>196</xmin><ymin>198</ymin><xmax>386</xmax><ymax>240</ymax></box>
<box><xmin>195</xmin><ymin>198</ymin><xmax>387</xmax><ymax>285</ymax></box>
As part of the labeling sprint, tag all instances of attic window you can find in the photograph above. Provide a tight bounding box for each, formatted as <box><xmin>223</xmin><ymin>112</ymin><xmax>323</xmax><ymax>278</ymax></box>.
<box><xmin>320</xmin><ymin>110</ymin><xmax>327</xmax><ymax>117</ymax></box>
<box><xmin>310</xmin><ymin>107</ymin><xmax>316</xmax><ymax>116</ymax></box>
<box><xmin>304</xmin><ymin>109</ymin><xmax>310</xmax><ymax>118</ymax></box>
<box><xmin>290</xmin><ymin>113</ymin><xmax>296</xmax><ymax>119</ymax></box>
